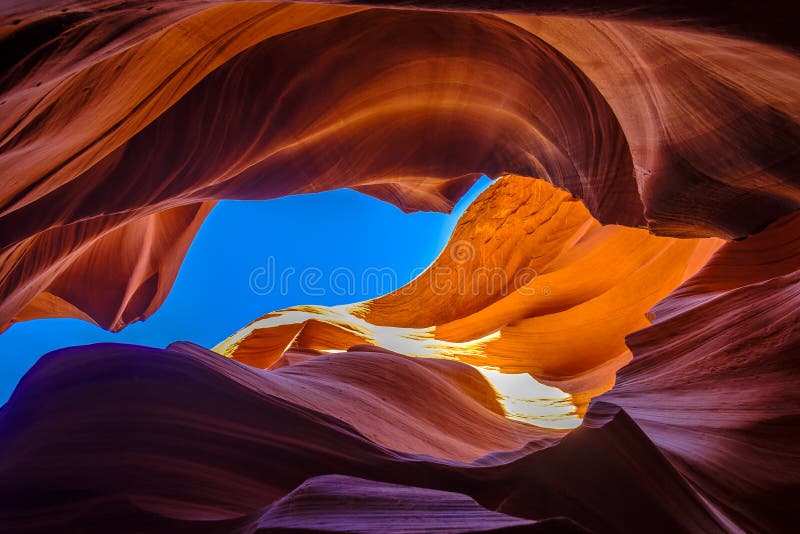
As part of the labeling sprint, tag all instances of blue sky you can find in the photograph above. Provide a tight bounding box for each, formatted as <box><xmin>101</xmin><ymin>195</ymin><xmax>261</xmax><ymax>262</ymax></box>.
<box><xmin>0</xmin><ymin>177</ymin><xmax>492</xmax><ymax>404</ymax></box>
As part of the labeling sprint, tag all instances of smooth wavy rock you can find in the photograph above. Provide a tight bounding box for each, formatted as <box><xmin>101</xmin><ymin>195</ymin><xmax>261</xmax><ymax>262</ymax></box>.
<box><xmin>1</xmin><ymin>0</ymin><xmax>797</xmax><ymax>331</ymax></box>
<box><xmin>598</xmin><ymin>210</ymin><xmax>800</xmax><ymax>533</ymax></box>
<box><xmin>250</xmin><ymin>475</ymin><xmax>566</xmax><ymax>533</ymax></box>
<box><xmin>217</xmin><ymin>177</ymin><xmax>721</xmax><ymax>415</ymax></box>
<box><xmin>0</xmin><ymin>343</ymin><xmax>730</xmax><ymax>532</ymax></box>
<box><xmin>170</xmin><ymin>340</ymin><xmax>562</xmax><ymax>462</ymax></box>
<box><xmin>6</xmin><ymin>202</ymin><xmax>214</xmax><ymax>331</ymax></box>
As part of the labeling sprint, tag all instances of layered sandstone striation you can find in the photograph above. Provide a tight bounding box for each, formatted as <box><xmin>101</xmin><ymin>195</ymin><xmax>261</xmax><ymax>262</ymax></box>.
<box><xmin>1</xmin><ymin>0</ymin><xmax>797</xmax><ymax>332</ymax></box>
<box><xmin>1</xmin><ymin>1</ymin><xmax>798</xmax><ymax>532</ymax></box>
<box><xmin>0</xmin><ymin>343</ymin><xmax>731</xmax><ymax>532</ymax></box>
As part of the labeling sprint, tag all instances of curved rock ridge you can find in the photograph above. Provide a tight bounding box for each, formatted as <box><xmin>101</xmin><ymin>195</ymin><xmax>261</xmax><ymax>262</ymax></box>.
<box><xmin>6</xmin><ymin>201</ymin><xmax>214</xmax><ymax>331</ymax></box>
<box><xmin>0</xmin><ymin>343</ymin><xmax>730</xmax><ymax>533</ymax></box>
<box><xmin>599</xmin><ymin>210</ymin><xmax>800</xmax><ymax>533</ymax></box>
<box><xmin>250</xmin><ymin>475</ymin><xmax>568</xmax><ymax>533</ymax></box>
<box><xmin>169</xmin><ymin>340</ymin><xmax>563</xmax><ymax>462</ymax></box>
<box><xmin>1</xmin><ymin>0</ymin><xmax>798</xmax><ymax>332</ymax></box>
<box><xmin>216</xmin><ymin>176</ymin><xmax>722</xmax><ymax>418</ymax></box>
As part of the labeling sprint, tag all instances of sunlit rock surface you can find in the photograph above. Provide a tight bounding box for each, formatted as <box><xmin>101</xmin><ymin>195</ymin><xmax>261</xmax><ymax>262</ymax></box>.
<box><xmin>216</xmin><ymin>177</ymin><xmax>722</xmax><ymax>421</ymax></box>
<box><xmin>1</xmin><ymin>1</ymin><xmax>799</xmax><ymax>532</ymax></box>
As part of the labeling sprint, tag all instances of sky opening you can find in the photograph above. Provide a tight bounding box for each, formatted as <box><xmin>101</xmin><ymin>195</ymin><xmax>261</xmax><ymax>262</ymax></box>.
<box><xmin>0</xmin><ymin>177</ymin><xmax>493</xmax><ymax>403</ymax></box>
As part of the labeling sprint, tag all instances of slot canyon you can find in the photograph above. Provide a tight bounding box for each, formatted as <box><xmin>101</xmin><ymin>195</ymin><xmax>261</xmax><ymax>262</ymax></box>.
<box><xmin>0</xmin><ymin>1</ymin><xmax>798</xmax><ymax>532</ymax></box>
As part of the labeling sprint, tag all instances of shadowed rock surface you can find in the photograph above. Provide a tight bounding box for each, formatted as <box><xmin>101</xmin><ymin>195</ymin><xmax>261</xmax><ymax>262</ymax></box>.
<box><xmin>0</xmin><ymin>344</ymin><xmax>729</xmax><ymax>532</ymax></box>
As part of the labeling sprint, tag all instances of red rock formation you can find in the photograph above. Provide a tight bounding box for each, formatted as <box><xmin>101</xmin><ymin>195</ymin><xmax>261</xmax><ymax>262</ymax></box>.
<box><xmin>2</xmin><ymin>0</ymin><xmax>797</xmax><ymax>331</ymax></box>
<box><xmin>0</xmin><ymin>1</ymin><xmax>798</xmax><ymax>532</ymax></box>
<box><xmin>599</xmin><ymin>211</ymin><xmax>800</xmax><ymax>533</ymax></box>
<box><xmin>252</xmin><ymin>475</ymin><xmax>568</xmax><ymax>532</ymax></box>
<box><xmin>7</xmin><ymin>202</ymin><xmax>214</xmax><ymax>331</ymax></box>
<box><xmin>173</xmin><ymin>340</ymin><xmax>563</xmax><ymax>462</ymax></box>
<box><xmin>0</xmin><ymin>343</ymin><xmax>731</xmax><ymax>532</ymax></box>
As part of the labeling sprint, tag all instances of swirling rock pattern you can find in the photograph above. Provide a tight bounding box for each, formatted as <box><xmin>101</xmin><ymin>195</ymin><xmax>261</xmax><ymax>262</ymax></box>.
<box><xmin>1</xmin><ymin>1</ymin><xmax>799</xmax><ymax>532</ymax></box>
<box><xmin>0</xmin><ymin>344</ymin><xmax>730</xmax><ymax>532</ymax></box>
<box><xmin>217</xmin><ymin>177</ymin><xmax>721</xmax><ymax>417</ymax></box>
<box><xmin>2</xmin><ymin>0</ymin><xmax>797</xmax><ymax>331</ymax></box>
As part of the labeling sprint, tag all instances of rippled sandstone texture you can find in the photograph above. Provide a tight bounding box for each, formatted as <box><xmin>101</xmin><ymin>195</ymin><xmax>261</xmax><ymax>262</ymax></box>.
<box><xmin>1</xmin><ymin>0</ymin><xmax>798</xmax><ymax>332</ymax></box>
<box><xmin>0</xmin><ymin>1</ymin><xmax>799</xmax><ymax>533</ymax></box>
